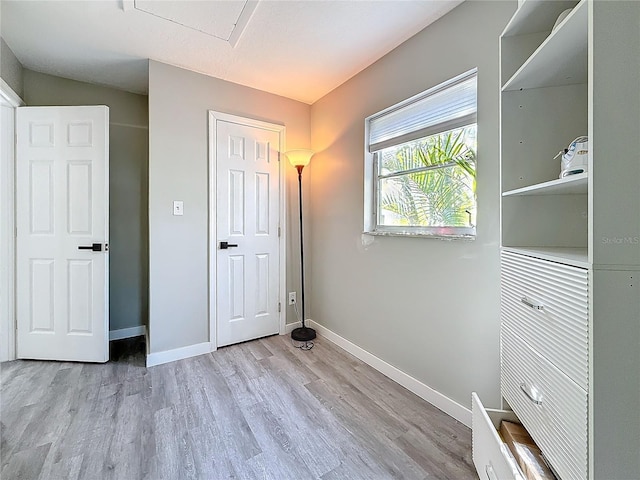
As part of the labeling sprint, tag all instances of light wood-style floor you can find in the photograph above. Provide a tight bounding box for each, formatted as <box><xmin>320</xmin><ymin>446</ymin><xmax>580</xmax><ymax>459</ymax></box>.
<box><xmin>1</xmin><ymin>334</ymin><xmax>476</xmax><ymax>480</ymax></box>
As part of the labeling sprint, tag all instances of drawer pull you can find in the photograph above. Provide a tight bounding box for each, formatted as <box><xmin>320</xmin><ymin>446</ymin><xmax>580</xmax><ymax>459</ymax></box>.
<box><xmin>485</xmin><ymin>464</ymin><xmax>498</xmax><ymax>480</ymax></box>
<box><xmin>520</xmin><ymin>383</ymin><xmax>543</xmax><ymax>405</ymax></box>
<box><xmin>521</xmin><ymin>297</ymin><xmax>544</xmax><ymax>310</ymax></box>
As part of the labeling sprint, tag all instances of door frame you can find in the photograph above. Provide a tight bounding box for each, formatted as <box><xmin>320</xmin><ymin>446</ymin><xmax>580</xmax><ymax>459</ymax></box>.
<box><xmin>0</xmin><ymin>79</ymin><xmax>24</xmax><ymax>362</ymax></box>
<box><xmin>208</xmin><ymin>111</ymin><xmax>286</xmax><ymax>350</ymax></box>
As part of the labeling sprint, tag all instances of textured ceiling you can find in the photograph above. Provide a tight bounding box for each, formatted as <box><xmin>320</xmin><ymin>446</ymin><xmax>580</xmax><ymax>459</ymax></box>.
<box><xmin>1</xmin><ymin>0</ymin><xmax>463</xmax><ymax>104</ymax></box>
<box><xmin>130</xmin><ymin>0</ymin><xmax>258</xmax><ymax>45</ymax></box>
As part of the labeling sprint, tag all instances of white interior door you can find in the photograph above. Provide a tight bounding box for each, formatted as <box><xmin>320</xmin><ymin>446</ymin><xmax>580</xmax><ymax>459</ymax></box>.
<box><xmin>16</xmin><ymin>106</ymin><xmax>109</xmax><ymax>362</ymax></box>
<box><xmin>216</xmin><ymin>118</ymin><xmax>281</xmax><ymax>347</ymax></box>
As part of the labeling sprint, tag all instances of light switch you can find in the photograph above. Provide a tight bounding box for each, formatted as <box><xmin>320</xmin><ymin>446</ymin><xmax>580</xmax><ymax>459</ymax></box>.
<box><xmin>173</xmin><ymin>201</ymin><xmax>184</xmax><ymax>216</ymax></box>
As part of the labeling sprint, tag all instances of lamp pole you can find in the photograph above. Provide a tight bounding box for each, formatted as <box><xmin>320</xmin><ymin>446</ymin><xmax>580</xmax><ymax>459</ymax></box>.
<box><xmin>296</xmin><ymin>165</ymin><xmax>306</xmax><ymax>325</ymax></box>
<box><xmin>287</xmin><ymin>151</ymin><xmax>316</xmax><ymax>344</ymax></box>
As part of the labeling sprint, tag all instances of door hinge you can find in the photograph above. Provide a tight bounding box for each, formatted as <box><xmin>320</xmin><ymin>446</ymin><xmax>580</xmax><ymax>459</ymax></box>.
<box><xmin>278</xmin><ymin>226</ymin><xmax>281</xmax><ymax>237</ymax></box>
<box><xmin>278</xmin><ymin>152</ymin><xmax>281</xmax><ymax>162</ymax></box>
<box><xmin>278</xmin><ymin>302</ymin><xmax>281</xmax><ymax>312</ymax></box>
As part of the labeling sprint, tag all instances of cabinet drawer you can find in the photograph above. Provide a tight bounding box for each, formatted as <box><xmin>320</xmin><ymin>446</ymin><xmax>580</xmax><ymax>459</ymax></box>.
<box><xmin>502</xmin><ymin>326</ymin><xmax>587</xmax><ymax>480</ymax></box>
<box><xmin>501</xmin><ymin>250</ymin><xmax>588</xmax><ymax>390</ymax></box>
<box><xmin>471</xmin><ymin>393</ymin><xmax>524</xmax><ymax>480</ymax></box>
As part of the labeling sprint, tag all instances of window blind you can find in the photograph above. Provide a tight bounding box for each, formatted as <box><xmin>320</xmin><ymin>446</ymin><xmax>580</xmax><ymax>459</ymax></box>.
<box><xmin>368</xmin><ymin>69</ymin><xmax>477</xmax><ymax>152</ymax></box>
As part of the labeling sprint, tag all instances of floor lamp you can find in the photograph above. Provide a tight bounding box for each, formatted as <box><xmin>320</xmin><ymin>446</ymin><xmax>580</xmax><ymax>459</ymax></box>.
<box><xmin>285</xmin><ymin>149</ymin><xmax>317</xmax><ymax>344</ymax></box>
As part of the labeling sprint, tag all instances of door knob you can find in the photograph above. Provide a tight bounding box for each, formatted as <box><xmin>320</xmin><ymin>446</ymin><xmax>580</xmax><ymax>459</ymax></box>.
<box><xmin>78</xmin><ymin>243</ymin><xmax>103</xmax><ymax>252</ymax></box>
<box><xmin>219</xmin><ymin>241</ymin><xmax>239</xmax><ymax>249</ymax></box>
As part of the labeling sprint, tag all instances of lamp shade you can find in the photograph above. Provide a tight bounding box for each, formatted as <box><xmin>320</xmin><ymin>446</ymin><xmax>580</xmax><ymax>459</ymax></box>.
<box><xmin>285</xmin><ymin>149</ymin><xmax>314</xmax><ymax>167</ymax></box>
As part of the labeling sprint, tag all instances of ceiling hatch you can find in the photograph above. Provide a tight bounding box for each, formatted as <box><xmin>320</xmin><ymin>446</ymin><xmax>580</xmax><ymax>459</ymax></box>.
<box><xmin>131</xmin><ymin>0</ymin><xmax>258</xmax><ymax>47</ymax></box>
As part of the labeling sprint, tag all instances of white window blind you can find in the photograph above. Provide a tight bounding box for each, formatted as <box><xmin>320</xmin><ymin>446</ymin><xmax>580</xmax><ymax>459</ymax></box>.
<box><xmin>368</xmin><ymin>69</ymin><xmax>477</xmax><ymax>152</ymax></box>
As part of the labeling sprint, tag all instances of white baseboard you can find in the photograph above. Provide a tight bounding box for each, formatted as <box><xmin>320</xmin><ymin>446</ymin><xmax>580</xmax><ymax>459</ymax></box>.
<box><xmin>307</xmin><ymin>320</ymin><xmax>472</xmax><ymax>428</ymax></box>
<box><xmin>283</xmin><ymin>321</ymin><xmax>302</xmax><ymax>334</ymax></box>
<box><xmin>109</xmin><ymin>325</ymin><xmax>146</xmax><ymax>341</ymax></box>
<box><xmin>146</xmin><ymin>341</ymin><xmax>213</xmax><ymax>368</ymax></box>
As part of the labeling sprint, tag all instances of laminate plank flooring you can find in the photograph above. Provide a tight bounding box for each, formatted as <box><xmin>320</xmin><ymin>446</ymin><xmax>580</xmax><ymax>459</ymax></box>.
<box><xmin>1</xmin><ymin>335</ymin><xmax>477</xmax><ymax>480</ymax></box>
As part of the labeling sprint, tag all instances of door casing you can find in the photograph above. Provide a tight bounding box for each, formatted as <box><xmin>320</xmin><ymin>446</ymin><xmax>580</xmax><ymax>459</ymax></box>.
<box><xmin>0</xmin><ymin>79</ymin><xmax>24</xmax><ymax>362</ymax></box>
<box><xmin>208</xmin><ymin>111</ymin><xmax>287</xmax><ymax>350</ymax></box>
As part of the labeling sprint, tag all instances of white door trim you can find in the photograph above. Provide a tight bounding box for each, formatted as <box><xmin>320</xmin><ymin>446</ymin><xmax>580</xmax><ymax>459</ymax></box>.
<box><xmin>208</xmin><ymin>111</ymin><xmax>286</xmax><ymax>350</ymax></box>
<box><xmin>0</xmin><ymin>80</ymin><xmax>23</xmax><ymax>362</ymax></box>
<box><xmin>0</xmin><ymin>78</ymin><xmax>24</xmax><ymax>108</ymax></box>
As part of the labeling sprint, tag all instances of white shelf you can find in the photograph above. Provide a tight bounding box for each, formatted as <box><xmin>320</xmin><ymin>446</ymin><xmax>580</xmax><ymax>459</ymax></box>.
<box><xmin>502</xmin><ymin>246</ymin><xmax>588</xmax><ymax>269</ymax></box>
<box><xmin>495</xmin><ymin>3</ymin><xmax>640</xmax><ymax>479</ymax></box>
<box><xmin>502</xmin><ymin>0</ymin><xmax>579</xmax><ymax>37</ymax></box>
<box><xmin>502</xmin><ymin>0</ymin><xmax>587</xmax><ymax>91</ymax></box>
<box><xmin>503</xmin><ymin>172</ymin><xmax>587</xmax><ymax>196</ymax></box>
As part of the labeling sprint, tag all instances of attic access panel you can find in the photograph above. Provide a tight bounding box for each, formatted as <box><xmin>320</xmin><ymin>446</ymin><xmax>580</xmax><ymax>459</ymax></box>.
<box><xmin>133</xmin><ymin>0</ymin><xmax>258</xmax><ymax>46</ymax></box>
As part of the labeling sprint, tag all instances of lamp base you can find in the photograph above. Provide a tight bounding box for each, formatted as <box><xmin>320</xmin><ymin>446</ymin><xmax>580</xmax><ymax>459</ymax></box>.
<box><xmin>291</xmin><ymin>326</ymin><xmax>316</xmax><ymax>342</ymax></box>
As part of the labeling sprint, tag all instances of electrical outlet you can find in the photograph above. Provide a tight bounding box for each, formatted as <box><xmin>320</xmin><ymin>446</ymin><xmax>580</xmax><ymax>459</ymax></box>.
<box><xmin>288</xmin><ymin>292</ymin><xmax>297</xmax><ymax>305</ymax></box>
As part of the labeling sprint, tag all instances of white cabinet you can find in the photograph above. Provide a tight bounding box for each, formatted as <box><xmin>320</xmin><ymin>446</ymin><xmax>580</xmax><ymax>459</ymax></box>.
<box><xmin>501</xmin><ymin>251</ymin><xmax>589</xmax><ymax>390</ymax></box>
<box><xmin>502</xmin><ymin>324</ymin><xmax>588</xmax><ymax>480</ymax></box>
<box><xmin>473</xmin><ymin>1</ymin><xmax>640</xmax><ymax>479</ymax></box>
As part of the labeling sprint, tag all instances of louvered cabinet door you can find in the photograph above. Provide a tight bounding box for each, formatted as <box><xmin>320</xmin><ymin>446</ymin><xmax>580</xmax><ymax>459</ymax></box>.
<box><xmin>501</xmin><ymin>251</ymin><xmax>588</xmax><ymax>390</ymax></box>
<box><xmin>502</xmin><ymin>326</ymin><xmax>588</xmax><ymax>480</ymax></box>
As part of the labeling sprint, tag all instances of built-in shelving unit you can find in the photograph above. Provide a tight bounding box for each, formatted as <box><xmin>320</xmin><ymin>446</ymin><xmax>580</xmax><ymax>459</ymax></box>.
<box><xmin>473</xmin><ymin>2</ymin><xmax>640</xmax><ymax>479</ymax></box>
<box><xmin>500</xmin><ymin>0</ymin><xmax>587</xmax><ymax>254</ymax></box>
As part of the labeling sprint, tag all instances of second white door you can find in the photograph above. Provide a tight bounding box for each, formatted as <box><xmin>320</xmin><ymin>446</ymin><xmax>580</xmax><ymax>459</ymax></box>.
<box><xmin>215</xmin><ymin>117</ymin><xmax>282</xmax><ymax>347</ymax></box>
<box><xmin>16</xmin><ymin>106</ymin><xmax>109</xmax><ymax>362</ymax></box>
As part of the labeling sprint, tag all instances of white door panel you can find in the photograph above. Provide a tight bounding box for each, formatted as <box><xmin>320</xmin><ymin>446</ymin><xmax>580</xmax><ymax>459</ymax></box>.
<box><xmin>216</xmin><ymin>120</ymin><xmax>280</xmax><ymax>347</ymax></box>
<box><xmin>16</xmin><ymin>106</ymin><xmax>109</xmax><ymax>362</ymax></box>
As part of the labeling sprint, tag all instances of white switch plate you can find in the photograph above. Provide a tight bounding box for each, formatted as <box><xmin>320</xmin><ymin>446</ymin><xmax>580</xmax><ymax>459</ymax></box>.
<box><xmin>173</xmin><ymin>201</ymin><xmax>183</xmax><ymax>216</ymax></box>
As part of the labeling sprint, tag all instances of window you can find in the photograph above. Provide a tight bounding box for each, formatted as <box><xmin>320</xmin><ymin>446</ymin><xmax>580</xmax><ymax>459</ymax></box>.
<box><xmin>364</xmin><ymin>69</ymin><xmax>477</xmax><ymax>238</ymax></box>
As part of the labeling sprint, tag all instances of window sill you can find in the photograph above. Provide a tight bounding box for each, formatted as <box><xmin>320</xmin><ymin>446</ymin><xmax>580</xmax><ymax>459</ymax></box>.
<box><xmin>363</xmin><ymin>230</ymin><xmax>476</xmax><ymax>241</ymax></box>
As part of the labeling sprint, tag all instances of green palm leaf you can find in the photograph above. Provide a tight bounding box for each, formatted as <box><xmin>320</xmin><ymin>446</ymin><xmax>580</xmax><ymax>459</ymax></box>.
<box><xmin>378</xmin><ymin>125</ymin><xmax>476</xmax><ymax>228</ymax></box>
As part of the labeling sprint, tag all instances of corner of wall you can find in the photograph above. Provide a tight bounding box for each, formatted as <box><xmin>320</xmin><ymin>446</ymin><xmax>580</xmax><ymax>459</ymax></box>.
<box><xmin>0</xmin><ymin>37</ymin><xmax>24</xmax><ymax>99</ymax></box>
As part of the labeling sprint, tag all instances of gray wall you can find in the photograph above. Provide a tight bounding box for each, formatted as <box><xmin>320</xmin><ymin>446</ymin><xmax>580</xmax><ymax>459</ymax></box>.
<box><xmin>148</xmin><ymin>60</ymin><xmax>310</xmax><ymax>354</ymax></box>
<box><xmin>0</xmin><ymin>37</ymin><xmax>23</xmax><ymax>98</ymax></box>
<box><xmin>308</xmin><ymin>0</ymin><xmax>516</xmax><ymax>409</ymax></box>
<box><xmin>23</xmin><ymin>69</ymin><xmax>149</xmax><ymax>333</ymax></box>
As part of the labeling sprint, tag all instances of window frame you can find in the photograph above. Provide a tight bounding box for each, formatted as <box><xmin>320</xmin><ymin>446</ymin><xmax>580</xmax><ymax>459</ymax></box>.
<box><xmin>364</xmin><ymin>69</ymin><xmax>478</xmax><ymax>239</ymax></box>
